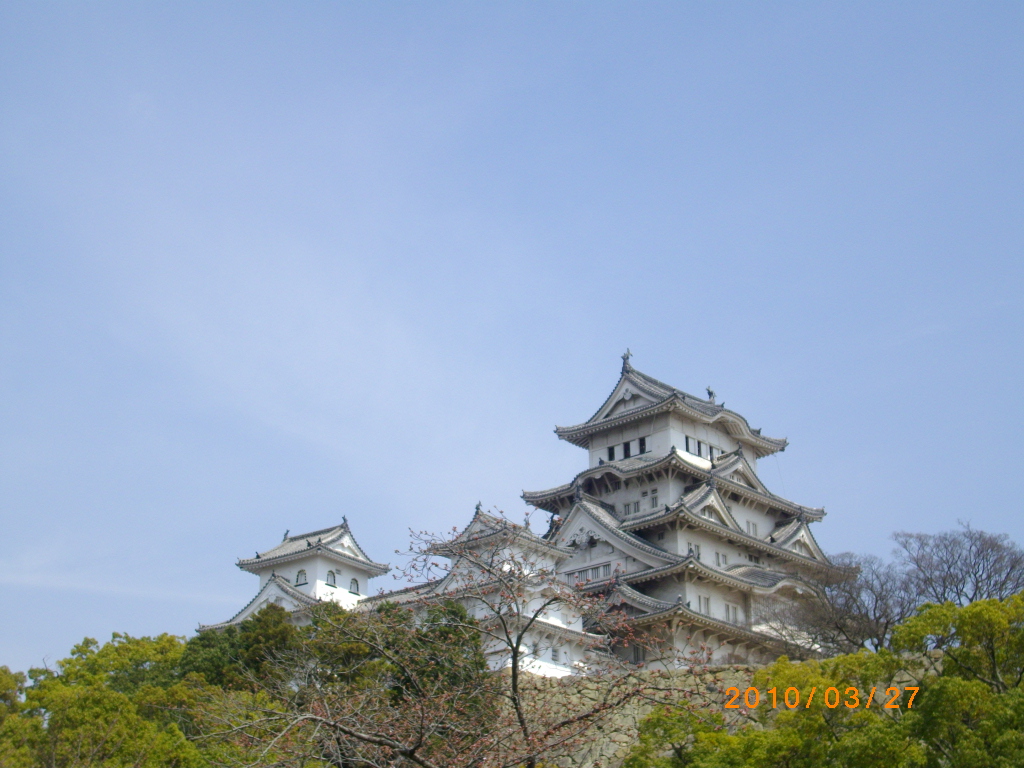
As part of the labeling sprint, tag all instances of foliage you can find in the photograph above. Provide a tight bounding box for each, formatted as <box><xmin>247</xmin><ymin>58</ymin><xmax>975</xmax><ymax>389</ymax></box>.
<box><xmin>893</xmin><ymin>593</ymin><xmax>1024</xmax><ymax>692</ymax></box>
<box><xmin>0</xmin><ymin>606</ymin><xmax>300</xmax><ymax>767</ymax></box>
<box><xmin>626</xmin><ymin>591</ymin><xmax>1024</xmax><ymax>768</ymax></box>
<box><xmin>0</xmin><ymin>637</ymin><xmax>205</xmax><ymax>768</ymax></box>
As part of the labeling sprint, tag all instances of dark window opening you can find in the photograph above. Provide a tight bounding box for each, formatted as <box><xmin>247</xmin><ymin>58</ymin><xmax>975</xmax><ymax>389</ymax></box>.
<box><xmin>623</xmin><ymin>441</ymin><xmax>632</xmax><ymax>459</ymax></box>
<box><xmin>607</xmin><ymin>446</ymin><xmax>615</xmax><ymax>461</ymax></box>
<box><xmin>638</xmin><ymin>437</ymin><xmax>647</xmax><ymax>454</ymax></box>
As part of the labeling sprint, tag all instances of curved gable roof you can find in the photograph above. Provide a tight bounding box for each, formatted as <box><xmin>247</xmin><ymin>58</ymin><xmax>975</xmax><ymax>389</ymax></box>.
<box><xmin>238</xmin><ymin>520</ymin><xmax>389</xmax><ymax>575</ymax></box>
<box><xmin>199</xmin><ymin>574</ymin><xmax>319</xmax><ymax>631</ymax></box>
<box><xmin>552</xmin><ymin>501</ymin><xmax>682</xmax><ymax>567</ymax></box>
<box><xmin>553</xmin><ymin>359</ymin><xmax>787</xmax><ymax>457</ymax></box>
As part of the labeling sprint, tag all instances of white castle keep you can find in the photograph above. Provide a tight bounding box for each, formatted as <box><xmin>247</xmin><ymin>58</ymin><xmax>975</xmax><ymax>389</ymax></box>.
<box><xmin>204</xmin><ymin>354</ymin><xmax>830</xmax><ymax>668</ymax></box>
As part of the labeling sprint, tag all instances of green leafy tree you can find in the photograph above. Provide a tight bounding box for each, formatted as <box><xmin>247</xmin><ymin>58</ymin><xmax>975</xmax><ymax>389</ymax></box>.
<box><xmin>893</xmin><ymin>594</ymin><xmax>1024</xmax><ymax>692</ymax></box>
<box><xmin>179</xmin><ymin>604</ymin><xmax>299</xmax><ymax>690</ymax></box>
<box><xmin>0</xmin><ymin>636</ymin><xmax>205</xmax><ymax>768</ymax></box>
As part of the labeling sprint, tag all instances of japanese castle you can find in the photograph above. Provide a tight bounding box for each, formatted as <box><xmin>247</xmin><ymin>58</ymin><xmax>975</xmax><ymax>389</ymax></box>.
<box><xmin>204</xmin><ymin>354</ymin><xmax>829</xmax><ymax>667</ymax></box>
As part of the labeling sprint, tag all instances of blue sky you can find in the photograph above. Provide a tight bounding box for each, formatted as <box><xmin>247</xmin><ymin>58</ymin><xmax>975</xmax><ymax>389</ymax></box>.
<box><xmin>2</xmin><ymin>3</ymin><xmax>1022</xmax><ymax>674</ymax></box>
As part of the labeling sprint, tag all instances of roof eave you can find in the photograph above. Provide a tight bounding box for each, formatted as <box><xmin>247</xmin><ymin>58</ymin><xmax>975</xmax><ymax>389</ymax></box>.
<box><xmin>555</xmin><ymin>397</ymin><xmax>787</xmax><ymax>456</ymax></box>
<box><xmin>237</xmin><ymin>547</ymin><xmax>390</xmax><ymax>576</ymax></box>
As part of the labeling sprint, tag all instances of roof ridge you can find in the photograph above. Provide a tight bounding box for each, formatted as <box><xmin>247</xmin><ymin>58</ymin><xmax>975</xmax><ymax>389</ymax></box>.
<box><xmin>285</xmin><ymin>522</ymin><xmax>348</xmax><ymax>542</ymax></box>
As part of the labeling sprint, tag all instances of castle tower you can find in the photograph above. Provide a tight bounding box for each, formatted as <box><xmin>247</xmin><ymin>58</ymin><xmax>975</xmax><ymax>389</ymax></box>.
<box><xmin>201</xmin><ymin>520</ymin><xmax>389</xmax><ymax>630</ymax></box>
<box><xmin>523</xmin><ymin>353</ymin><xmax>830</xmax><ymax>664</ymax></box>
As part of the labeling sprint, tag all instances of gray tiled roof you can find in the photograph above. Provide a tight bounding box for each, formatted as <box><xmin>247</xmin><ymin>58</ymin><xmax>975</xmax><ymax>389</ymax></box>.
<box><xmin>608</xmin><ymin>584</ymin><xmax>783</xmax><ymax>648</ymax></box>
<box><xmin>612</xmin><ymin>554</ymin><xmax>801</xmax><ymax>593</ymax></box>
<box><xmin>199</xmin><ymin>574</ymin><xmax>319</xmax><ymax>631</ymax></box>
<box><xmin>524</xmin><ymin>449</ymin><xmax>824</xmax><ymax>521</ymax></box>
<box><xmin>237</xmin><ymin>521</ymin><xmax>389</xmax><ymax>574</ymax></box>
<box><xmin>723</xmin><ymin>564</ymin><xmax>793</xmax><ymax>588</ymax></box>
<box><xmin>553</xmin><ymin>361</ymin><xmax>787</xmax><ymax>456</ymax></box>
<box><xmin>569</xmin><ymin>501</ymin><xmax>683</xmax><ymax>563</ymax></box>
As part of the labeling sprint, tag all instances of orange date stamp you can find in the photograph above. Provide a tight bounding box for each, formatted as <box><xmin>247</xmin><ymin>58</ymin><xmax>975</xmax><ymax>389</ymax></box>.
<box><xmin>723</xmin><ymin>686</ymin><xmax>919</xmax><ymax>710</ymax></box>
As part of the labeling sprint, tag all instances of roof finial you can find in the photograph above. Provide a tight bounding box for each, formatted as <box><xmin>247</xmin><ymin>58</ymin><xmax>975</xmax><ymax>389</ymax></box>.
<box><xmin>621</xmin><ymin>348</ymin><xmax>632</xmax><ymax>371</ymax></box>
<box><xmin>706</xmin><ymin>386</ymin><xmax>716</xmax><ymax>404</ymax></box>
<box><xmin>282</xmin><ymin>529</ymin><xmax>289</xmax><ymax>541</ymax></box>
<box><xmin>474</xmin><ymin>501</ymin><xmax>482</xmax><ymax>514</ymax></box>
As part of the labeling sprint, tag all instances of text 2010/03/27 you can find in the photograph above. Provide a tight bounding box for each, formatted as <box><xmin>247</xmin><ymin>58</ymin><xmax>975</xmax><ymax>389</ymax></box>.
<box><xmin>724</xmin><ymin>686</ymin><xmax>919</xmax><ymax>710</ymax></box>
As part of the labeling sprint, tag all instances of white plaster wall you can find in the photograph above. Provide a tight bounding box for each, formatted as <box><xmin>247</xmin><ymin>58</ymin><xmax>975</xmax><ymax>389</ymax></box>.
<box><xmin>645</xmin><ymin>579</ymin><xmax>748</xmax><ymax>626</ymax></box>
<box><xmin>588</xmin><ymin>416</ymin><xmax>667</xmax><ymax>467</ymax></box>
<box><xmin>727</xmin><ymin>499</ymin><xmax>775</xmax><ymax>540</ymax></box>
<box><xmin>253</xmin><ymin>555</ymin><xmax>380</xmax><ymax>610</ymax></box>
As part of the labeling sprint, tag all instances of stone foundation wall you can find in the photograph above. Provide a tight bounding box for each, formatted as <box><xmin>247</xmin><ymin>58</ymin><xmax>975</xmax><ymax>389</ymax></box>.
<box><xmin>523</xmin><ymin>665</ymin><xmax>759</xmax><ymax>768</ymax></box>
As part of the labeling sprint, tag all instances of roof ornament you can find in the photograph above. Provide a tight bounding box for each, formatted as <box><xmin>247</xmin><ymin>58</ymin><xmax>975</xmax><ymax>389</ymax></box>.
<box><xmin>706</xmin><ymin>386</ymin><xmax>716</xmax><ymax>404</ymax></box>
<box><xmin>282</xmin><ymin>529</ymin><xmax>289</xmax><ymax>541</ymax></box>
<box><xmin>255</xmin><ymin>551</ymin><xmax>260</xmax><ymax>558</ymax></box>
<box><xmin>474</xmin><ymin>501</ymin><xmax>483</xmax><ymax>514</ymax></box>
<box><xmin>621</xmin><ymin>348</ymin><xmax>633</xmax><ymax>372</ymax></box>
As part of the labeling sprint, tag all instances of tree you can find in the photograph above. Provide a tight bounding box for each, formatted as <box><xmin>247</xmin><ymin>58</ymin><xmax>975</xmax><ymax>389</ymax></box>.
<box><xmin>757</xmin><ymin>553</ymin><xmax>916</xmax><ymax>657</ymax></box>
<box><xmin>179</xmin><ymin>603</ymin><xmax>299</xmax><ymax>690</ymax></box>
<box><xmin>624</xmin><ymin>650</ymin><xmax>927</xmax><ymax>768</ymax></box>
<box><xmin>759</xmin><ymin>523</ymin><xmax>1022</xmax><ymax>659</ymax></box>
<box><xmin>0</xmin><ymin>636</ymin><xmax>205</xmax><ymax>768</ymax></box>
<box><xmin>893</xmin><ymin>593</ymin><xmax>1024</xmax><ymax>693</ymax></box>
<box><xmin>626</xmin><ymin>590</ymin><xmax>1024</xmax><ymax>768</ymax></box>
<box><xmin>201</xmin><ymin>513</ymin><xmax>685</xmax><ymax>768</ymax></box>
<box><xmin>894</xmin><ymin>523</ymin><xmax>1024</xmax><ymax>607</ymax></box>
